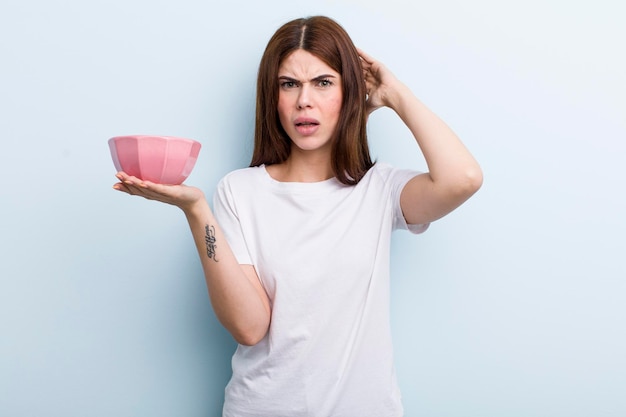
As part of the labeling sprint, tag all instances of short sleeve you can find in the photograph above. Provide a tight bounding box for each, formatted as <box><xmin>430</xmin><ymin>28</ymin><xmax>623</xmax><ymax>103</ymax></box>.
<box><xmin>388</xmin><ymin>167</ymin><xmax>430</xmax><ymax>234</ymax></box>
<box><xmin>213</xmin><ymin>176</ymin><xmax>253</xmax><ymax>265</ymax></box>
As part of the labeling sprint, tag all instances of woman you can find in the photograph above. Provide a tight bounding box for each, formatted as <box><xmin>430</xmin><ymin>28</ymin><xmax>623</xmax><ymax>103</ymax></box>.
<box><xmin>114</xmin><ymin>15</ymin><xmax>482</xmax><ymax>417</ymax></box>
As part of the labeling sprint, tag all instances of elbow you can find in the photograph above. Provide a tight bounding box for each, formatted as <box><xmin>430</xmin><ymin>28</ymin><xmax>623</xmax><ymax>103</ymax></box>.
<box><xmin>235</xmin><ymin>332</ymin><xmax>266</xmax><ymax>347</ymax></box>
<box><xmin>450</xmin><ymin>165</ymin><xmax>483</xmax><ymax>201</ymax></box>
<box><xmin>464</xmin><ymin>165</ymin><xmax>483</xmax><ymax>195</ymax></box>
<box><xmin>232</xmin><ymin>324</ymin><xmax>269</xmax><ymax>346</ymax></box>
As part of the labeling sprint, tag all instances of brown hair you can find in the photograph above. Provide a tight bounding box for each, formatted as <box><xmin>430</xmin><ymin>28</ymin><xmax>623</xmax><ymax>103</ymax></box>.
<box><xmin>249</xmin><ymin>16</ymin><xmax>374</xmax><ymax>185</ymax></box>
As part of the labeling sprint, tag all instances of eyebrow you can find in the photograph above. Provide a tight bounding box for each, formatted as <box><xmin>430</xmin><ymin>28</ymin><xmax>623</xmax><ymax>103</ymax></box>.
<box><xmin>278</xmin><ymin>74</ymin><xmax>337</xmax><ymax>82</ymax></box>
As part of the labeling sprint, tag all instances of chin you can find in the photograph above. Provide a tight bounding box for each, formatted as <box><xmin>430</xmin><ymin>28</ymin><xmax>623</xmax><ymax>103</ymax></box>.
<box><xmin>292</xmin><ymin>141</ymin><xmax>332</xmax><ymax>153</ymax></box>
<box><xmin>291</xmin><ymin>132</ymin><xmax>333</xmax><ymax>149</ymax></box>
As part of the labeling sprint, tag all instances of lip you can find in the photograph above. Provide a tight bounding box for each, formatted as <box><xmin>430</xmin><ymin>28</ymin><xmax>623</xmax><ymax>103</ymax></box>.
<box><xmin>293</xmin><ymin>117</ymin><xmax>320</xmax><ymax>136</ymax></box>
<box><xmin>294</xmin><ymin>117</ymin><xmax>320</xmax><ymax>126</ymax></box>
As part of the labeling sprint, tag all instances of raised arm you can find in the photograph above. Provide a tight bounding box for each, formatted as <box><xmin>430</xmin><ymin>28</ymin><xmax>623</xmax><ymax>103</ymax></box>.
<box><xmin>113</xmin><ymin>173</ymin><xmax>271</xmax><ymax>345</ymax></box>
<box><xmin>359</xmin><ymin>49</ymin><xmax>483</xmax><ymax>225</ymax></box>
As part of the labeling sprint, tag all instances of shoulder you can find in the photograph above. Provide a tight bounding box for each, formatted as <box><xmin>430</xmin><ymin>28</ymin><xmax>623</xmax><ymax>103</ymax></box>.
<box><xmin>215</xmin><ymin>166</ymin><xmax>268</xmax><ymax>207</ymax></box>
<box><xmin>218</xmin><ymin>165</ymin><xmax>266</xmax><ymax>189</ymax></box>
<box><xmin>368</xmin><ymin>162</ymin><xmax>394</xmax><ymax>179</ymax></box>
<box><xmin>364</xmin><ymin>162</ymin><xmax>420</xmax><ymax>187</ymax></box>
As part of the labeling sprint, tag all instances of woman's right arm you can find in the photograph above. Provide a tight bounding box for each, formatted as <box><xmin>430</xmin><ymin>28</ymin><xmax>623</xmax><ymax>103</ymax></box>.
<box><xmin>114</xmin><ymin>172</ymin><xmax>271</xmax><ymax>346</ymax></box>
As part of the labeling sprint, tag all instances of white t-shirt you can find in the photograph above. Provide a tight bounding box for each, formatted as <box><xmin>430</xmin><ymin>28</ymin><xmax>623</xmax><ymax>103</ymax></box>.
<box><xmin>213</xmin><ymin>163</ymin><xmax>428</xmax><ymax>417</ymax></box>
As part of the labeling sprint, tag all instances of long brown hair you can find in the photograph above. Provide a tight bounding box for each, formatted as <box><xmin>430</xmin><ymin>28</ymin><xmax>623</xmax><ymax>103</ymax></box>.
<box><xmin>250</xmin><ymin>16</ymin><xmax>374</xmax><ymax>185</ymax></box>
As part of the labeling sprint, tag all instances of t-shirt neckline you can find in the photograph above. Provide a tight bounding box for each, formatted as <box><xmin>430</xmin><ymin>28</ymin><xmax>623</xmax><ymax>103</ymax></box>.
<box><xmin>259</xmin><ymin>164</ymin><xmax>344</xmax><ymax>194</ymax></box>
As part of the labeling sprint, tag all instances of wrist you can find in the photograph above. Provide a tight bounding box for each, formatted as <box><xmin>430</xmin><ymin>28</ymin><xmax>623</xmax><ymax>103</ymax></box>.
<box><xmin>181</xmin><ymin>196</ymin><xmax>210</xmax><ymax>219</ymax></box>
<box><xmin>385</xmin><ymin>80</ymin><xmax>412</xmax><ymax>110</ymax></box>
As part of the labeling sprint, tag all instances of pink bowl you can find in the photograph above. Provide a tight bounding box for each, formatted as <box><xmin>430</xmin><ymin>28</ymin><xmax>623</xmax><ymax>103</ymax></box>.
<box><xmin>108</xmin><ymin>135</ymin><xmax>201</xmax><ymax>185</ymax></box>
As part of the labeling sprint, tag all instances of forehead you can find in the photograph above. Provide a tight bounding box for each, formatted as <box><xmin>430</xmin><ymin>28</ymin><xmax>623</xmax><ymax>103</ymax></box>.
<box><xmin>278</xmin><ymin>49</ymin><xmax>339</xmax><ymax>78</ymax></box>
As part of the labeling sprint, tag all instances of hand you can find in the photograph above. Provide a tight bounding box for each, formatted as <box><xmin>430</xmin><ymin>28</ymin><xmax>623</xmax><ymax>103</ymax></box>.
<box><xmin>113</xmin><ymin>171</ymin><xmax>205</xmax><ymax>212</ymax></box>
<box><xmin>358</xmin><ymin>48</ymin><xmax>404</xmax><ymax>116</ymax></box>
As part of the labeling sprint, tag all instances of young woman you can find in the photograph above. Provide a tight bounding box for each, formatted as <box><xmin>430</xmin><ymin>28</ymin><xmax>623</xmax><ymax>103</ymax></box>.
<box><xmin>114</xmin><ymin>15</ymin><xmax>482</xmax><ymax>417</ymax></box>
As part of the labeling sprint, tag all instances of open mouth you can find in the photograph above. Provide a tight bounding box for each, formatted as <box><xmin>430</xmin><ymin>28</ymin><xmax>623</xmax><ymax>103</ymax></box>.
<box><xmin>294</xmin><ymin>120</ymin><xmax>320</xmax><ymax>136</ymax></box>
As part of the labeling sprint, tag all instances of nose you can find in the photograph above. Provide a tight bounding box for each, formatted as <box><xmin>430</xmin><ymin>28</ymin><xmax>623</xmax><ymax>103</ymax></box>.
<box><xmin>296</xmin><ymin>84</ymin><xmax>312</xmax><ymax>110</ymax></box>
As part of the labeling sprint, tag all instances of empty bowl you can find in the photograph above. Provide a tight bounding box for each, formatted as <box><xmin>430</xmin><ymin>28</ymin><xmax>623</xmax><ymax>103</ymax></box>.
<box><xmin>108</xmin><ymin>135</ymin><xmax>201</xmax><ymax>185</ymax></box>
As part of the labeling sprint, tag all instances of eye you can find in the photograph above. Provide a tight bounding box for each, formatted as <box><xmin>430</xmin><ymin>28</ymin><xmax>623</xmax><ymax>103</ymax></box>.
<box><xmin>280</xmin><ymin>80</ymin><xmax>298</xmax><ymax>89</ymax></box>
<box><xmin>317</xmin><ymin>79</ymin><xmax>333</xmax><ymax>87</ymax></box>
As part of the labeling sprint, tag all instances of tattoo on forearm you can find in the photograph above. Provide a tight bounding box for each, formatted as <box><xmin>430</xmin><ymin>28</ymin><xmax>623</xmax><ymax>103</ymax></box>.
<box><xmin>204</xmin><ymin>224</ymin><xmax>219</xmax><ymax>262</ymax></box>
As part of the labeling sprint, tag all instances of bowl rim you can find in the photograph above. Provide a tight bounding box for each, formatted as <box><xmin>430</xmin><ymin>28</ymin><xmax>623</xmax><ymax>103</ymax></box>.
<box><xmin>108</xmin><ymin>134</ymin><xmax>201</xmax><ymax>145</ymax></box>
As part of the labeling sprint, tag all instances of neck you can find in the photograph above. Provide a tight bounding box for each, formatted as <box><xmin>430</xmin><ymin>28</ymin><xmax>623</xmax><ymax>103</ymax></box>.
<box><xmin>268</xmin><ymin>150</ymin><xmax>333</xmax><ymax>183</ymax></box>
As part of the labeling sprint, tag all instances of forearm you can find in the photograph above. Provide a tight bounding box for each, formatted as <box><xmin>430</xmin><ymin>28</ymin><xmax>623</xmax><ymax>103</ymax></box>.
<box><xmin>183</xmin><ymin>200</ymin><xmax>270</xmax><ymax>345</ymax></box>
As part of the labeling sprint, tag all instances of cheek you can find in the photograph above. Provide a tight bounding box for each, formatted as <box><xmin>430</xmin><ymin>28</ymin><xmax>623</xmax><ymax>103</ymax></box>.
<box><xmin>329</xmin><ymin>96</ymin><xmax>343</xmax><ymax>120</ymax></box>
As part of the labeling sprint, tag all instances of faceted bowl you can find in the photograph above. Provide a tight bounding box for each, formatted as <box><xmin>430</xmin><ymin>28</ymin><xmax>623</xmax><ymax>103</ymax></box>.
<box><xmin>108</xmin><ymin>135</ymin><xmax>201</xmax><ymax>185</ymax></box>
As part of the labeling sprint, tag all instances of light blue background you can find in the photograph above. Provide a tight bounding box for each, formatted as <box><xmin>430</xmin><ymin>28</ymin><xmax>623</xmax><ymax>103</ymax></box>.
<box><xmin>1</xmin><ymin>0</ymin><xmax>624</xmax><ymax>416</ymax></box>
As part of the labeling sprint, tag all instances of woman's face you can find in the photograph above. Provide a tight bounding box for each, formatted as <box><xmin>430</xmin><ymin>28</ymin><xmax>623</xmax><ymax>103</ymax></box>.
<box><xmin>277</xmin><ymin>49</ymin><xmax>343</xmax><ymax>156</ymax></box>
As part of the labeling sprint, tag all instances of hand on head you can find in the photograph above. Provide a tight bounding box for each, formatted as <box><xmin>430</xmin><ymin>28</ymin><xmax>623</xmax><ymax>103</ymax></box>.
<box><xmin>357</xmin><ymin>48</ymin><xmax>403</xmax><ymax>116</ymax></box>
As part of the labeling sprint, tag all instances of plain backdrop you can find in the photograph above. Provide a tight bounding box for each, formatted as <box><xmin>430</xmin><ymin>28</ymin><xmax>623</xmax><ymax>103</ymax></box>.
<box><xmin>1</xmin><ymin>0</ymin><xmax>624</xmax><ymax>416</ymax></box>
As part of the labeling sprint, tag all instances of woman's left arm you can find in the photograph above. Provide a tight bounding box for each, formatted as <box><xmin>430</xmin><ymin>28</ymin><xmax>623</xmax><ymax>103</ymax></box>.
<box><xmin>359</xmin><ymin>48</ymin><xmax>483</xmax><ymax>225</ymax></box>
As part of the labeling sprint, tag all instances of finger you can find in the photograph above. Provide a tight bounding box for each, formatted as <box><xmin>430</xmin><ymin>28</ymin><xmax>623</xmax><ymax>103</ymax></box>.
<box><xmin>356</xmin><ymin>47</ymin><xmax>375</xmax><ymax>64</ymax></box>
<box><xmin>116</xmin><ymin>171</ymin><xmax>142</xmax><ymax>183</ymax></box>
<box><xmin>113</xmin><ymin>181</ymin><xmax>131</xmax><ymax>194</ymax></box>
<box><xmin>119</xmin><ymin>174</ymin><xmax>148</xmax><ymax>189</ymax></box>
<box><xmin>116</xmin><ymin>172</ymin><xmax>139</xmax><ymax>187</ymax></box>
<box><xmin>133</xmin><ymin>181</ymin><xmax>176</xmax><ymax>199</ymax></box>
